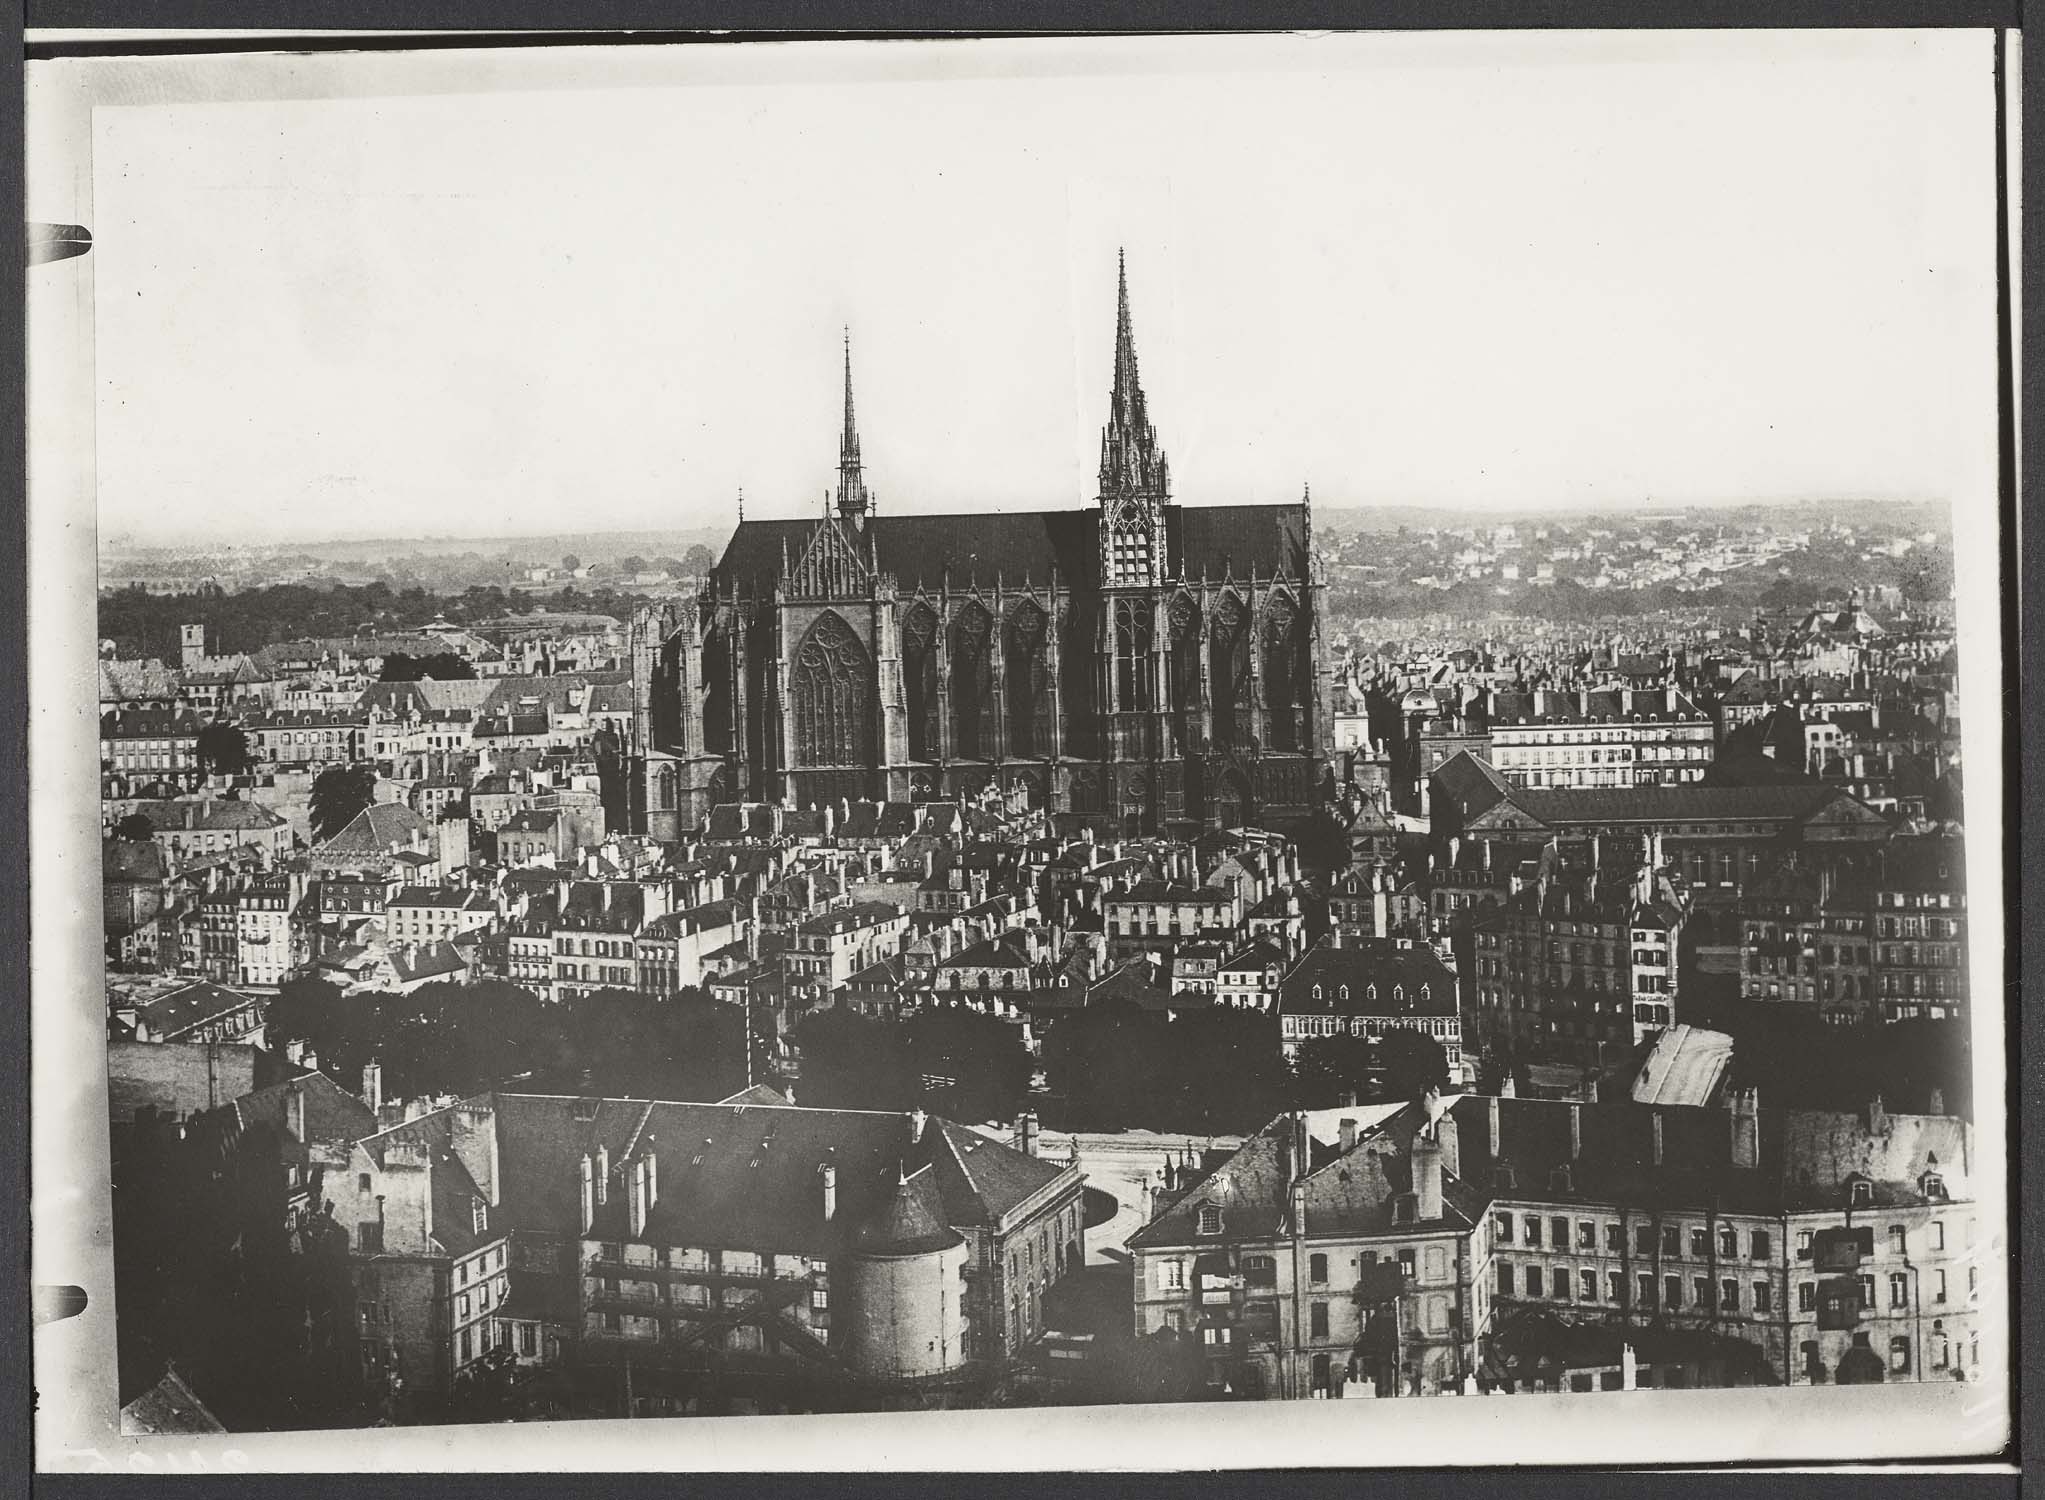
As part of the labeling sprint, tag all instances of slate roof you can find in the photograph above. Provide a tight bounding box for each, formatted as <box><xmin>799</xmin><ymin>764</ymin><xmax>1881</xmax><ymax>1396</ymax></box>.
<box><xmin>97</xmin><ymin>661</ymin><xmax>183</xmax><ymax>704</ymax></box>
<box><xmin>234</xmin><ymin>1070</ymin><xmax>378</xmax><ymax>1149</ymax></box>
<box><xmin>1510</xmin><ymin>783</ymin><xmax>1857</xmax><ymax>828</ymax></box>
<box><xmin>714</xmin><ymin>502</ymin><xmax>1309</xmax><ymax>596</ymax></box>
<box><xmin>484</xmin><ymin>1094</ymin><xmax>1067</xmax><ymax>1257</ymax></box>
<box><xmin>1278</xmin><ymin>938</ymin><xmax>1457</xmax><ymax>1017</ymax></box>
<box><xmin>319</xmin><ymin>801</ymin><xmax>429</xmax><ymax>854</ymax></box>
<box><xmin>136</xmin><ymin>798</ymin><xmax>288</xmax><ymax>834</ymax></box>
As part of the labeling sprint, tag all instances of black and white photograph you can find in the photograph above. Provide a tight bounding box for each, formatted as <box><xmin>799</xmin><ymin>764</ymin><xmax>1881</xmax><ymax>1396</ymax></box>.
<box><xmin>26</xmin><ymin>28</ymin><xmax>2014</xmax><ymax>1471</ymax></box>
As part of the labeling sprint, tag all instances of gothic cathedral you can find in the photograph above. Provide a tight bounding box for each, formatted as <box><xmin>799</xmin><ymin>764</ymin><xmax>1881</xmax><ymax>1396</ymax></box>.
<box><xmin>628</xmin><ymin>255</ymin><xmax>1333</xmax><ymax>837</ymax></box>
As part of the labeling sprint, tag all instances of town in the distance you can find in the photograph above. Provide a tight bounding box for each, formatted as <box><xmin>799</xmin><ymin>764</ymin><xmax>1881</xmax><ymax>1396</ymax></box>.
<box><xmin>100</xmin><ymin>266</ymin><xmax>1980</xmax><ymax>1434</ymax></box>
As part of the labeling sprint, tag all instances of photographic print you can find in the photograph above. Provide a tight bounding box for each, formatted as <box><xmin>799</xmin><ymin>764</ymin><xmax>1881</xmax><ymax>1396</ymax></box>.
<box><xmin>27</xmin><ymin>29</ymin><xmax>2013</xmax><ymax>1469</ymax></box>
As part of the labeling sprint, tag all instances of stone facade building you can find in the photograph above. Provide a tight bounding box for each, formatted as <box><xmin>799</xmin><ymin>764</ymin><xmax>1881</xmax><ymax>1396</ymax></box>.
<box><xmin>628</xmin><ymin>258</ymin><xmax>1332</xmax><ymax>839</ymax></box>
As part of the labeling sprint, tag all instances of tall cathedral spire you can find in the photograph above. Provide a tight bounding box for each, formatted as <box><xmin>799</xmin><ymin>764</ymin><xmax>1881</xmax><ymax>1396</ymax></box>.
<box><xmin>836</xmin><ymin>327</ymin><xmax>870</xmax><ymax>524</ymax></box>
<box><xmin>1100</xmin><ymin>249</ymin><xmax>1169</xmax><ymax>500</ymax></box>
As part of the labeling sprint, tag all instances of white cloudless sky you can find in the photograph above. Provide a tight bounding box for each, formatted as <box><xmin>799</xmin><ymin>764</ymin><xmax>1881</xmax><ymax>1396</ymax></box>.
<box><xmin>76</xmin><ymin>31</ymin><xmax>2000</xmax><ymax>545</ymax></box>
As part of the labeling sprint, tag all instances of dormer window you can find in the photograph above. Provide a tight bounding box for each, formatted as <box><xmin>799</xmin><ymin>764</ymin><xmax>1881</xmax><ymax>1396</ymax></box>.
<box><xmin>1850</xmin><ymin>1178</ymin><xmax>1874</xmax><ymax>1209</ymax></box>
<box><xmin>1197</xmin><ymin>1203</ymin><xmax>1224</xmax><ymax>1236</ymax></box>
<box><xmin>1312</xmin><ymin>984</ymin><xmax>1323</xmax><ymax>1001</ymax></box>
<box><xmin>472</xmin><ymin>1198</ymin><xmax>488</xmax><ymax>1235</ymax></box>
<box><xmin>1339</xmin><ymin>985</ymin><xmax>1350</xmax><ymax>1001</ymax></box>
<box><xmin>1920</xmin><ymin>1171</ymin><xmax>1948</xmax><ymax>1203</ymax></box>
<box><xmin>1391</xmin><ymin>1193</ymin><xmax>1418</xmax><ymax>1225</ymax></box>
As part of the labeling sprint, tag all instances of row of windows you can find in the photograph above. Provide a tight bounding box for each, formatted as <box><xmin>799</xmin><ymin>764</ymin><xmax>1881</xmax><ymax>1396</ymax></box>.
<box><xmin>1499</xmin><ymin>1262</ymin><xmax>1774</xmax><ymax>1314</ymax></box>
<box><xmin>1496</xmin><ymin>1214</ymin><xmax>1775</xmax><ymax>1262</ymax></box>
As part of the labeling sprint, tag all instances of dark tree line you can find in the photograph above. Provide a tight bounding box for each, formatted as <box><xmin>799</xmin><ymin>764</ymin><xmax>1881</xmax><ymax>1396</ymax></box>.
<box><xmin>793</xmin><ymin>1007</ymin><xmax>1032</xmax><ymax>1126</ymax></box>
<box><xmin>1039</xmin><ymin>1001</ymin><xmax>1291</xmax><ymax>1135</ymax></box>
<box><xmin>266</xmin><ymin>978</ymin><xmax>751</xmax><ymax>1106</ymax></box>
<box><xmin>378</xmin><ymin>651</ymin><xmax>476</xmax><ymax>682</ymax></box>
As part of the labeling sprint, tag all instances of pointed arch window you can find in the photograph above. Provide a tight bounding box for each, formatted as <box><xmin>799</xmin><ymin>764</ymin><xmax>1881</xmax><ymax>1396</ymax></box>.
<box><xmin>902</xmin><ymin>603</ymin><xmax>940</xmax><ymax>761</ymax></box>
<box><xmin>792</xmin><ymin>612</ymin><xmax>874</xmax><ymax>767</ymax></box>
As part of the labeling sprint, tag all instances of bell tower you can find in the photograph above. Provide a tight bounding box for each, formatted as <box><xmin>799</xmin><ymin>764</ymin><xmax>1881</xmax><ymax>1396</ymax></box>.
<box><xmin>1097</xmin><ymin>250</ymin><xmax>1170</xmax><ymax>587</ymax></box>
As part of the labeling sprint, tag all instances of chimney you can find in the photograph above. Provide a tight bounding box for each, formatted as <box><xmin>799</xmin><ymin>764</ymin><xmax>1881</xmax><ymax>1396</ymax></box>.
<box><xmin>822</xmin><ymin>1161</ymin><xmax>838</xmax><ymax>1222</ymax></box>
<box><xmin>1487</xmin><ymin>1094</ymin><xmax>1502</xmax><ymax>1159</ymax></box>
<box><xmin>1650</xmin><ymin>1109</ymin><xmax>1664</xmax><ymax>1167</ymax></box>
<box><xmin>580</xmin><ymin>1152</ymin><xmax>595</xmax><ymax>1232</ymax></box>
<box><xmin>1411</xmin><ymin>1132</ymin><xmax>1444</xmax><ymax>1222</ymax></box>
<box><xmin>596</xmin><ymin>1144</ymin><xmax>610</xmax><ymax>1203</ymax></box>
<box><xmin>1019</xmin><ymin>1111</ymin><xmax>1039</xmax><ymax>1158</ymax></box>
<box><xmin>1339</xmin><ymin>1117</ymin><xmax>1358</xmax><ymax>1152</ymax></box>
<box><xmin>644</xmin><ymin>1145</ymin><xmax>658</xmax><ymax>1208</ymax></box>
<box><xmin>1928</xmin><ymin>1087</ymin><xmax>1945</xmax><ymax>1116</ymax></box>
<box><xmin>1436</xmin><ymin>1109</ymin><xmax>1460</xmax><ymax>1179</ymax></box>
<box><xmin>911</xmin><ymin>1107</ymin><xmax>929</xmax><ymax>1144</ymax></box>
<box><xmin>1728</xmin><ymin>1087</ymin><xmax>1760</xmax><ymax>1170</ymax></box>
<box><xmin>1582</xmin><ymin>1073</ymin><xmax>1599</xmax><ymax>1105</ymax></box>
<box><xmin>362</xmin><ymin>1061</ymin><xmax>383</xmax><ymax>1114</ymax></box>
<box><xmin>1868</xmin><ymin>1096</ymin><xmax>1888</xmax><ymax>1136</ymax></box>
<box><xmin>1568</xmin><ymin>1103</ymin><xmax>1582</xmax><ymax>1161</ymax></box>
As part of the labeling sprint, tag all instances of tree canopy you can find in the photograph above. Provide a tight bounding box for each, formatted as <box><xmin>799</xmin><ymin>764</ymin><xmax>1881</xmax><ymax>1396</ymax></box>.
<box><xmin>378</xmin><ymin>652</ymin><xmax>476</xmax><ymax>682</ymax></box>
<box><xmin>194</xmin><ymin>720</ymin><xmax>251</xmax><ymax>777</ymax></box>
<box><xmin>112</xmin><ymin>812</ymin><xmax>156</xmax><ymax>842</ymax></box>
<box><xmin>265</xmin><ymin>978</ymin><xmax>751</xmax><ymax>1104</ymax></box>
<box><xmin>308</xmin><ymin>764</ymin><xmax>380</xmax><ymax>843</ymax></box>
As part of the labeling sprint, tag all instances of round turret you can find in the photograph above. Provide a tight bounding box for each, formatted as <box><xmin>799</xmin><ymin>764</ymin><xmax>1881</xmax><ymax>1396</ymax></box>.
<box><xmin>835</xmin><ymin>1171</ymin><xmax>968</xmax><ymax>1382</ymax></box>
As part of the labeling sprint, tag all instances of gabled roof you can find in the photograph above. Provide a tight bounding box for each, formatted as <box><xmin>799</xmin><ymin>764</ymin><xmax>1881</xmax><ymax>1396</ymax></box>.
<box><xmin>319</xmin><ymin>801</ymin><xmax>429</xmax><ymax>854</ymax></box>
<box><xmin>484</xmin><ymin>1094</ymin><xmax>1068</xmax><ymax>1257</ymax></box>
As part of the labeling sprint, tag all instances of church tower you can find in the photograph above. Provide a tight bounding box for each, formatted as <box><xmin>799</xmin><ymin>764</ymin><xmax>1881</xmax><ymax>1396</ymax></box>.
<box><xmin>1098</xmin><ymin>251</ymin><xmax>1171</xmax><ymax>587</ymax></box>
<box><xmin>836</xmin><ymin>330</ymin><xmax>871</xmax><ymax>527</ymax></box>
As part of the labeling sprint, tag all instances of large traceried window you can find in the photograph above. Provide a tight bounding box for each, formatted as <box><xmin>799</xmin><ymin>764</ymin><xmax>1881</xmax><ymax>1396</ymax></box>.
<box><xmin>1262</xmin><ymin>594</ymin><xmax>1302</xmax><ymax>752</ymax></box>
<box><xmin>1210</xmin><ymin>592</ymin><xmax>1251</xmax><ymax>747</ymax></box>
<box><xmin>901</xmin><ymin>602</ymin><xmax>939</xmax><ymax>761</ymax></box>
<box><xmin>792</xmin><ymin>611</ymin><xmax>873</xmax><ymax>767</ymax></box>
<box><xmin>948</xmin><ymin>601</ymin><xmax>995</xmax><ymax>760</ymax></box>
<box><xmin>1003</xmin><ymin>601</ymin><xmax>1052</xmax><ymax>758</ymax></box>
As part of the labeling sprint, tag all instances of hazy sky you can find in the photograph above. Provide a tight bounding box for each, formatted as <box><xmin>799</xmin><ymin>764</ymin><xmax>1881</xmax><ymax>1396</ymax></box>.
<box><xmin>79</xmin><ymin>31</ymin><xmax>2000</xmax><ymax>545</ymax></box>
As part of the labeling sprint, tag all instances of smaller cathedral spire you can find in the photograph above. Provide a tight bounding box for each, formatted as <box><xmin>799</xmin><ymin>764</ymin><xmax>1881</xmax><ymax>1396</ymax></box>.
<box><xmin>836</xmin><ymin>328</ymin><xmax>869</xmax><ymax>524</ymax></box>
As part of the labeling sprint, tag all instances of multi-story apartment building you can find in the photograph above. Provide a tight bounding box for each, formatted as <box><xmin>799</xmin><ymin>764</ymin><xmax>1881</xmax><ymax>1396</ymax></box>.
<box><xmin>126</xmin><ymin>797</ymin><xmax>295</xmax><ymax>864</ymax></box>
<box><xmin>235</xmin><ymin>875</ymin><xmax>302</xmax><ymax>988</ymax></box>
<box><xmin>1738</xmin><ymin>855</ymin><xmax>1879</xmax><ymax>1022</ymax></box>
<box><xmin>1467</xmin><ymin>859</ymin><xmax>1690</xmax><ymax>1069</ymax></box>
<box><xmin>1129</xmin><ymin>1087</ymin><xmax>1982</xmax><ymax>1400</ymax></box>
<box><xmin>384</xmin><ymin>885</ymin><xmax>497</xmax><ymax>947</ymax></box>
<box><xmin>1485</xmin><ymin>686</ymin><xmax>1715</xmax><ymax>791</ymax></box>
<box><xmin>783</xmin><ymin>901</ymin><xmax>915</xmax><ymax>999</ymax></box>
<box><xmin>100</xmin><ymin>706</ymin><xmax>204</xmax><ymax>779</ymax></box>
<box><xmin>1872</xmin><ymin>835</ymin><xmax>1968</xmax><ymax>1023</ymax></box>
<box><xmin>1128</xmin><ymin>1102</ymin><xmax>1491</xmax><ymax>1399</ymax></box>
<box><xmin>1463</xmin><ymin>1090</ymin><xmax>1980</xmax><ymax>1391</ymax></box>
<box><xmin>1104</xmin><ymin>880</ymin><xmax>1244</xmax><ymax>954</ymax></box>
<box><xmin>327</xmin><ymin>1093</ymin><xmax>1086</xmax><ymax>1413</ymax></box>
<box><xmin>1276</xmin><ymin>935</ymin><xmax>1464</xmax><ymax>1074</ymax></box>
<box><xmin>635</xmin><ymin>899</ymin><xmax>752</xmax><ymax>996</ymax></box>
<box><xmin>1215</xmin><ymin>941</ymin><xmax>1288</xmax><ymax>1013</ymax></box>
<box><xmin>242</xmin><ymin>709</ymin><xmax>367</xmax><ymax>769</ymax></box>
